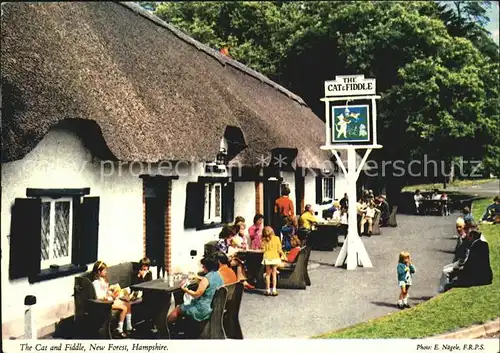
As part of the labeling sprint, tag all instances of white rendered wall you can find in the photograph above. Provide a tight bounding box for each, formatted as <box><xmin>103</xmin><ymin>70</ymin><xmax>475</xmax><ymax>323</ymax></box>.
<box><xmin>168</xmin><ymin>162</ymin><xmax>230</xmax><ymax>274</ymax></box>
<box><xmin>234</xmin><ymin>182</ymin><xmax>256</xmax><ymax>246</ymax></box>
<box><xmin>1</xmin><ymin>128</ymin><xmax>143</xmax><ymax>338</ymax></box>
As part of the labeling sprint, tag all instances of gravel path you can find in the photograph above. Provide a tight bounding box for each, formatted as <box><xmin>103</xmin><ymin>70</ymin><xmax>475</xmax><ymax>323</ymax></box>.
<box><xmin>239</xmin><ymin>213</ymin><xmax>458</xmax><ymax>338</ymax></box>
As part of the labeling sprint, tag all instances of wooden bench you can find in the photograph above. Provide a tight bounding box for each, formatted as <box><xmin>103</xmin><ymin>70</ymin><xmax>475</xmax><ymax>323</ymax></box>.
<box><xmin>371</xmin><ymin>210</ymin><xmax>382</xmax><ymax>235</ymax></box>
<box><xmin>254</xmin><ymin>246</ymin><xmax>311</xmax><ymax>290</ymax></box>
<box><xmin>174</xmin><ymin>282</ymin><xmax>245</xmax><ymax>339</ymax></box>
<box><xmin>278</xmin><ymin>246</ymin><xmax>311</xmax><ymax>289</ymax></box>
<box><xmin>388</xmin><ymin>205</ymin><xmax>398</xmax><ymax>227</ymax></box>
<box><xmin>223</xmin><ymin>282</ymin><xmax>244</xmax><ymax>339</ymax></box>
<box><xmin>74</xmin><ymin>262</ymin><xmax>146</xmax><ymax>339</ymax></box>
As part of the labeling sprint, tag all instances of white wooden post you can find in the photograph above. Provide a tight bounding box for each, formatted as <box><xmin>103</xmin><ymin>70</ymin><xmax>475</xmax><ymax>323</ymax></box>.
<box><xmin>321</xmin><ymin>75</ymin><xmax>382</xmax><ymax>270</ymax></box>
<box><xmin>24</xmin><ymin>295</ymin><xmax>37</xmax><ymax>340</ymax></box>
<box><xmin>334</xmin><ymin>148</ymin><xmax>373</xmax><ymax>269</ymax></box>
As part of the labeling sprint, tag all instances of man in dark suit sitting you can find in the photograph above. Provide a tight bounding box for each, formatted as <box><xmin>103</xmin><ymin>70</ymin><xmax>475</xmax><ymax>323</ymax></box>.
<box><xmin>445</xmin><ymin>230</ymin><xmax>493</xmax><ymax>291</ymax></box>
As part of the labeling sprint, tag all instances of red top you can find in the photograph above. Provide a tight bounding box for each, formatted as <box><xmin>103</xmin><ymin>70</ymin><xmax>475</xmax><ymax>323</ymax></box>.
<box><xmin>287</xmin><ymin>247</ymin><xmax>300</xmax><ymax>263</ymax></box>
<box><xmin>275</xmin><ymin>196</ymin><xmax>295</xmax><ymax>217</ymax></box>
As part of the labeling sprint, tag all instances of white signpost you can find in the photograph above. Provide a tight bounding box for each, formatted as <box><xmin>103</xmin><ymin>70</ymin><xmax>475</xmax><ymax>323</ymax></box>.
<box><xmin>320</xmin><ymin>74</ymin><xmax>382</xmax><ymax>270</ymax></box>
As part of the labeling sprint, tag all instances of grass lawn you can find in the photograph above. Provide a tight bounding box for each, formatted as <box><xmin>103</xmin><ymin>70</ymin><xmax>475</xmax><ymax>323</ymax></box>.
<box><xmin>402</xmin><ymin>178</ymin><xmax>494</xmax><ymax>192</ymax></box>
<box><xmin>316</xmin><ymin>198</ymin><xmax>500</xmax><ymax>338</ymax></box>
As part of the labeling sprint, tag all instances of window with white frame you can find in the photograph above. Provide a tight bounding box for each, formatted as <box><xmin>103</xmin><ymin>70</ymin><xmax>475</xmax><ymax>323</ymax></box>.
<box><xmin>40</xmin><ymin>197</ymin><xmax>73</xmax><ymax>268</ymax></box>
<box><xmin>322</xmin><ymin>177</ymin><xmax>334</xmax><ymax>202</ymax></box>
<box><xmin>204</xmin><ymin>183</ymin><xmax>222</xmax><ymax>224</ymax></box>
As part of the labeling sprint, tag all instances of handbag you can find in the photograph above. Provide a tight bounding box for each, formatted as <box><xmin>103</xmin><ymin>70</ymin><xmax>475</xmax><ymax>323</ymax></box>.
<box><xmin>182</xmin><ymin>280</ymin><xmax>194</xmax><ymax>305</ymax></box>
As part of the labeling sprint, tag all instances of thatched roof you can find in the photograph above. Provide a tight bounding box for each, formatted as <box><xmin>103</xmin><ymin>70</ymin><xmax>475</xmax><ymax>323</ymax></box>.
<box><xmin>1</xmin><ymin>1</ymin><xmax>332</xmax><ymax>168</ymax></box>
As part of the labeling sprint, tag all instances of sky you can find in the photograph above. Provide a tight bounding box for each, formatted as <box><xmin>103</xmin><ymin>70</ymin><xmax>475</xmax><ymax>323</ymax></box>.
<box><xmin>485</xmin><ymin>1</ymin><xmax>499</xmax><ymax>44</ymax></box>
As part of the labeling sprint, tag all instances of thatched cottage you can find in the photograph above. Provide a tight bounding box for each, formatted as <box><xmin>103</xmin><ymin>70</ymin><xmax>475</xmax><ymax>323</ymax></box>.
<box><xmin>1</xmin><ymin>2</ymin><xmax>349</xmax><ymax>337</ymax></box>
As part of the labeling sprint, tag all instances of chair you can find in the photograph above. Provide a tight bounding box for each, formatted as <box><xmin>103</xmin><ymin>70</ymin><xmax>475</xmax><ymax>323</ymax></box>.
<box><xmin>223</xmin><ymin>282</ymin><xmax>244</xmax><ymax>339</ymax></box>
<box><xmin>388</xmin><ymin>206</ymin><xmax>398</xmax><ymax>227</ymax></box>
<box><xmin>176</xmin><ymin>286</ymin><xmax>228</xmax><ymax>339</ymax></box>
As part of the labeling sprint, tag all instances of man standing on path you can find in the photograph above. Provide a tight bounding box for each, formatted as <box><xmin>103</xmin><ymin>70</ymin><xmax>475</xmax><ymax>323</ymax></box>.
<box><xmin>274</xmin><ymin>185</ymin><xmax>294</xmax><ymax>237</ymax></box>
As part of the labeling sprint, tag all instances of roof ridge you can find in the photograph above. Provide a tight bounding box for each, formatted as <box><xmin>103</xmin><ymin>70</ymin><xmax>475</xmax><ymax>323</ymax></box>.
<box><xmin>117</xmin><ymin>1</ymin><xmax>307</xmax><ymax>107</ymax></box>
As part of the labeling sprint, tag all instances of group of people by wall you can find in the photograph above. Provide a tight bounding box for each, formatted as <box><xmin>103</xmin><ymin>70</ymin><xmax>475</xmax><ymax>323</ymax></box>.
<box><xmin>413</xmin><ymin>189</ymin><xmax>450</xmax><ymax>215</ymax></box>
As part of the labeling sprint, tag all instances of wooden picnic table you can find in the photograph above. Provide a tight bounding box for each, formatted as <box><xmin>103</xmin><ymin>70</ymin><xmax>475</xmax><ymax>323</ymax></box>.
<box><xmin>131</xmin><ymin>277</ymin><xmax>198</xmax><ymax>339</ymax></box>
<box><xmin>421</xmin><ymin>199</ymin><xmax>449</xmax><ymax>216</ymax></box>
<box><xmin>309</xmin><ymin>222</ymin><xmax>341</xmax><ymax>251</ymax></box>
<box><xmin>237</xmin><ymin>250</ymin><xmax>264</xmax><ymax>285</ymax></box>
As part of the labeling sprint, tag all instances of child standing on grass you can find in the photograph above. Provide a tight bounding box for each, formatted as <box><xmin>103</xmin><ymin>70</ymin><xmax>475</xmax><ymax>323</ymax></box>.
<box><xmin>397</xmin><ymin>251</ymin><xmax>416</xmax><ymax>309</ymax></box>
<box><xmin>261</xmin><ymin>226</ymin><xmax>286</xmax><ymax>296</ymax></box>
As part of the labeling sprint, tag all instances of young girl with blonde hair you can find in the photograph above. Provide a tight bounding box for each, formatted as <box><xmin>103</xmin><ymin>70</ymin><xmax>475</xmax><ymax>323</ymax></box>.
<box><xmin>397</xmin><ymin>252</ymin><xmax>416</xmax><ymax>309</ymax></box>
<box><xmin>91</xmin><ymin>261</ymin><xmax>132</xmax><ymax>338</ymax></box>
<box><xmin>261</xmin><ymin>226</ymin><xmax>286</xmax><ymax>296</ymax></box>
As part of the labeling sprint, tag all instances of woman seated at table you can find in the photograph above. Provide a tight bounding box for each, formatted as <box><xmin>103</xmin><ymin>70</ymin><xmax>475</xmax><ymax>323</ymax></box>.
<box><xmin>278</xmin><ymin>236</ymin><xmax>302</xmax><ymax>269</ymax></box>
<box><xmin>167</xmin><ymin>256</ymin><xmax>223</xmax><ymax>325</ymax></box>
<box><xmin>215</xmin><ymin>226</ymin><xmax>255</xmax><ymax>289</ymax></box>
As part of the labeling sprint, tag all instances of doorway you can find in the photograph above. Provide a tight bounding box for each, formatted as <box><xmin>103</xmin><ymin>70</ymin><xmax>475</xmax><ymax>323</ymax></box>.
<box><xmin>143</xmin><ymin>177</ymin><xmax>169</xmax><ymax>278</ymax></box>
<box><xmin>263</xmin><ymin>180</ymin><xmax>281</xmax><ymax>229</ymax></box>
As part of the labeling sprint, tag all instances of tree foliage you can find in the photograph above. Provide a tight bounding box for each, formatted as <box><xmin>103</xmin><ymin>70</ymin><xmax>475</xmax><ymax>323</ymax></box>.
<box><xmin>152</xmin><ymin>1</ymin><xmax>500</xmax><ymax>177</ymax></box>
<box><xmin>433</xmin><ymin>1</ymin><xmax>498</xmax><ymax>61</ymax></box>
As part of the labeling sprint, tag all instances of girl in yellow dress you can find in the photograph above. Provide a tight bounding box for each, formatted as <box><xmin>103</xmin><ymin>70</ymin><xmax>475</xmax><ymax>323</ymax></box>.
<box><xmin>261</xmin><ymin>226</ymin><xmax>286</xmax><ymax>296</ymax></box>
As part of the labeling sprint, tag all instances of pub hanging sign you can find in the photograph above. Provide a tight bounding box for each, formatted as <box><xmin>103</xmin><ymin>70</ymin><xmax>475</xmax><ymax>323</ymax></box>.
<box><xmin>331</xmin><ymin>104</ymin><xmax>370</xmax><ymax>143</ymax></box>
<box><xmin>324</xmin><ymin>75</ymin><xmax>376</xmax><ymax>97</ymax></box>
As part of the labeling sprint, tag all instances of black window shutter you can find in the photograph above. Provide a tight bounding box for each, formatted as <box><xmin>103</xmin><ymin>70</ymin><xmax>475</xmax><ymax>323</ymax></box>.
<box><xmin>184</xmin><ymin>182</ymin><xmax>204</xmax><ymax>229</ymax></box>
<box><xmin>315</xmin><ymin>175</ymin><xmax>323</xmax><ymax>204</ymax></box>
<box><xmin>79</xmin><ymin>197</ymin><xmax>100</xmax><ymax>265</ymax></box>
<box><xmin>9</xmin><ymin>198</ymin><xmax>41</xmax><ymax>280</ymax></box>
<box><xmin>222</xmin><ymin>182</ymin><xmax>235</xmax><ymax>224</ymax></box>
<box><xmin>332</xmin><ymin>176</ymin><xmax>336</xmax><ymax>200</ymax></box>
<box><xmin>71</xmin><ymin>196</ymin><xmax>81</xmax><ymax>265</ymax></box>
